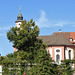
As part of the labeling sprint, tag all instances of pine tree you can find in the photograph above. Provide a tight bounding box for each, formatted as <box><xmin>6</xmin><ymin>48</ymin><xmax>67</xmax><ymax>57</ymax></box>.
<box><xmin>6</xmin><ymin>19</ymin><xmax>59</xmax><ymax>75</ymax></box>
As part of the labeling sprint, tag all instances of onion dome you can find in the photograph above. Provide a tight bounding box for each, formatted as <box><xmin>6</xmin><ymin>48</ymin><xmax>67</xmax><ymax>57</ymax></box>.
<box><xmin>15</xmin><ymin>9</ymin><xmax>23</xmax><ymax>22</ymax></box>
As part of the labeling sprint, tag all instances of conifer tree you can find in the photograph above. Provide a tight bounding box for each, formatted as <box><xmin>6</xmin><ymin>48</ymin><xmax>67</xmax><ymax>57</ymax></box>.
<box><xmin>60</xmin><ymin>59</ymin><xmax>74</xmax><ymax>75</ymax></box>
<box><xmin>6</xmin><ymin>19</ymin><xmax>59</xmax><ymax>75</ymax></box>
<box><xmin>7</xmin><ymin>19</ymin><xmax>46</xmax><ymax>63</ymax></box>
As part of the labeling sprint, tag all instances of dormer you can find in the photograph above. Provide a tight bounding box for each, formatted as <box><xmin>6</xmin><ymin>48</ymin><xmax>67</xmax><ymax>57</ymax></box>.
<box><xmin>70</xmin><ymin>38</ymin><xmax>73</xmax><ymax>41</ymax></box>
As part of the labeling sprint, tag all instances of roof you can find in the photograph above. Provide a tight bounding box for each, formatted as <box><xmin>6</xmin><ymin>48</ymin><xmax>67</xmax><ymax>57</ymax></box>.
<box><xmin>37</xmin><ymin>35</ymin><xmax>51</xmax><ymax>44</ymax></box>
<box><xmin>17</xmin><ymin>12</ymin><xmax>23</xmax><ymax>17</ymax></box>
<box><xmin>53</xmin><ymin>32</ymin><xmax>75</xmax><ymax>40</ymax></box>
<box><xmin>38</xmin><ymin>32</ymin><xmax>75</xmax><ymax>46</ymax></box>
<box><xmin>70</xmin><ymin>32</ymin><xmax>75</xmax><ymax>40</ymax></box>
<box><xmin>15</xmin><ymin>12</ymin><xmax>23</xmax><ymax>22</ymax></box>
<box><xmin>52</xmin><ymin>32</ymin><xmax>70</xmax><ymax>40</ymax></box>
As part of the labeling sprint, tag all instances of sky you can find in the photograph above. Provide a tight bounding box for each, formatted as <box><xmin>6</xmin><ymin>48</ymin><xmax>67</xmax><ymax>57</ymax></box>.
<box><xmin>0</xmin><ymin>0</ymin><xmax>75</xmax><ymax>56</ymax></box>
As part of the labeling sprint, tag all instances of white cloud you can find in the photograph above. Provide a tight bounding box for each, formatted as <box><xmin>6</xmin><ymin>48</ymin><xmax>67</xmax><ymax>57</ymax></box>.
<box><xmin>0</xmin><ymin>26</ymin><xmax>10</xmax><ymax>37</ymax></box>
<box><xmin>35</xmin><ymin>10</ymin><xmax>70</xmax><ymax>28</ymax></box>
<box><xmin>36</xmin><ymin>10</ymin><xmax>50</xmax><ymax>28</ymax></box>
<box><xmin>0</xmin><ymin>27</ymin><xmax>10</xmax><ymax>31</ymax></box>
<box><xmin>54</xmin><ymin>21</ymin><xmax>68</xmax><ymax>27</ymax></box>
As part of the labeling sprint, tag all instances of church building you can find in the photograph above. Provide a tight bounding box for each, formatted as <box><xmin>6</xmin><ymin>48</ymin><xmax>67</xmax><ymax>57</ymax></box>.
<box><xmin>38</xmin><ymin>31</ymin><xmax>75</xmax><ymax>64</ymax></box>
<box><xmin>14</xmin><ymin>10</ymin><xmax>75</xmax><ymax>64</ymax></box>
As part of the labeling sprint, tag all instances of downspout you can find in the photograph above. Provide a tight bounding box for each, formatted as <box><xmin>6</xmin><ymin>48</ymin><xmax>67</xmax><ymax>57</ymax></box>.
<box><xmin>64</xmin><ymin>45</ymin><xmax>66</xmax><ymax>59</ymax></box>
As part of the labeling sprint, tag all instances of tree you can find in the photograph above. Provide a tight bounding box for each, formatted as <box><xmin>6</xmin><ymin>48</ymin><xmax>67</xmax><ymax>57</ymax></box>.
<box><xmin>6</xmin><ymin>19</ymin><xmax>59</xmax><ymax>75</ymax></box>
<box><xmin>60</xmin><ymin>59</ymin><xmax>74</xmax><ymax>75</ymax></box>
<box><xmin>7</xmin><ymin>19</ymin><xmax>46</xmax><ymax>63</ymax></box>
<box><xmin>28</xmin><ymin>49</ymin><xmax>59</xmax><ymax>75</ymax></box>
<box><xmin>7</xmin><ymin>19</ymin><xmax>39</xmax><ymax>51</ymax></box>
<box><xmin>0</xmin><ymin>56</ymin><xmax>13</xmax><ymax>75</ymax></box>
<box><xmin>0</xmin><ymin>52</ymin><xmax>19</xmax><ymax>75</ymax></box>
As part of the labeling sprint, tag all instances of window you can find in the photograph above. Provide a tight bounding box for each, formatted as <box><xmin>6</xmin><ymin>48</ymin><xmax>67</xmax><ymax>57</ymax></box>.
<box><xmin>19</xmin><ymin>23</ymin><xmax>20</xmax><ymax>25</ymax></box>
<box><xmin>56</xmin><ymin>49</ymin><xmax>60</xmax><ymax>52</ymax></box>
<box><xmin>69</xmin><ymin>50</ymin><xmax>71</xmax><ymax>59</ymax></box>
<box><xmin>56</xmin><ymin>54</ymin><xmax>60</xmax><ymax>62</ymax></box>
<box><xmin>70</xmin><ymin>38</ymin><xmax>72</xmax><ymax>41</ymax></box>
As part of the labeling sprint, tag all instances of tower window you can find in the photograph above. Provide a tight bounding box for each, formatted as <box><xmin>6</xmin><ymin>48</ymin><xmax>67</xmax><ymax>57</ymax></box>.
<box><xmin>19</xmin><ymin>23</ymin><xmax>20</xmax><ymax>25</ymax></box>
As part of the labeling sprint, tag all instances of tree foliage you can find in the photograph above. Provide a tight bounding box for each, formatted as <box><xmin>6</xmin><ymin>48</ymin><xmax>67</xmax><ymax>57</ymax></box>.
<box><xmin>29</xmin><ymin>50</ymin><xmax>59</xmax><ymax>75</ymax></box>
<box><xmin>60</xmin><ymin>59</ymin><xmax>74</xmax><ymax>75</ymax></box>
<box><xmin>2</xmin><ymin>19</ymin><xmax>75</xmax><ymax>75</ymax></box>
<box><xmin>7</xmin><ymin>19</ymin><xmax>40</xmax><ymax>51</ymax></box>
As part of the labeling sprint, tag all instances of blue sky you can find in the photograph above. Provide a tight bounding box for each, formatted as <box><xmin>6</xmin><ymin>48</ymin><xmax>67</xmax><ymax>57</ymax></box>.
<box><xmin>0</xmin><ymin>0</ymin><xmax>75</xmax><ymax>56</ymax></box>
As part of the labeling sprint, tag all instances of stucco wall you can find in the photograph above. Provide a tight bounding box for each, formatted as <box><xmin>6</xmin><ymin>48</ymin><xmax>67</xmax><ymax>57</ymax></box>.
<box><xmin>65</xmin><ymin>46</ymin><xmax>74</xmax><ymax>59</ymax></box>
<box><xmin>47</xmin><ymin>46</ymin><xmax>64</xmax><ymax>61</ymax></box>
<box><xmin>47</xmin><ymin>46</ymin><xmax>74</xmax><ymax>62</ymax></box>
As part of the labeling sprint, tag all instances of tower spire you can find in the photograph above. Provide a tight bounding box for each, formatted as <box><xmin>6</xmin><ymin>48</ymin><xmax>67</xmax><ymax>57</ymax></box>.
<box><xmin>15</xmin><ymin>7</ymin><xmax>23</xmax><ymax>23</ymax></box>
<box><xmin>19</xmin><ymin>6</ymin><xmax>21</xmax><ymax>13</ymax></box>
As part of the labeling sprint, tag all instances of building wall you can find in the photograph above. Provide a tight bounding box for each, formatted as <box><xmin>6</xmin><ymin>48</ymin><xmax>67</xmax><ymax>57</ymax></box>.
<box><xmin>65</xmin><ymin>46</ymin><xmax>74</xmax><ymax>59</ymax></box>
<box><xmin>16</xmin><ymin>21</ymin><xmax>22</xmax><ymax>28</ymax></box>
<box><xmin>48</xmin><ymin>46</ymin><xmax>64</xmax><ymax>61</ymax></box>
<box><xmin>0</xmin><ymin>65</ymin><xmax>2</xmax><ymax>75</ymax></box>
<box><xmin>14</xmin><ymin>47</ymin><xmax>18</xmax><ymax>52</ymax></box>
<box><xmin>47</xmin><ymin>46</ymin><xmax>74</xmax><ymax>62</ymax></box>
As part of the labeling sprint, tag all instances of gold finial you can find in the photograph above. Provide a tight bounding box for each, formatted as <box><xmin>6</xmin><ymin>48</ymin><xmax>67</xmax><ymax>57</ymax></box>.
<box><xmin>19</xmin><ymin>6</ymin><xmax>21</xmax><ymax>13</ymax></box>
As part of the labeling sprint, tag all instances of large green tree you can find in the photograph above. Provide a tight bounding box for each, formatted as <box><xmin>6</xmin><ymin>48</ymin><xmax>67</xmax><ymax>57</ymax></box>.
<box><xmin>6</xmin><ymin>19</ymin><xmax>59</xmax><ymax>75</ymax></box>
<box><xmin>7</xmin><ymin>19</ymin><xmax>46</xmax><ymax>62</ymax></box>
<box><xmin>7</xmin><ymin>19</ymin><xmax>40</xmax><ymax>51</ymax></box>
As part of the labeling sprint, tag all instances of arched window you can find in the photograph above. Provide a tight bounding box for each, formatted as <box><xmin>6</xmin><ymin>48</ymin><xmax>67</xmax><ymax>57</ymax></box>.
<box><xmin>56</xmin><ymin>54</ymin><xmax>60</xmax><ymax>61</ymax></box>
<box><xmin>69</xmin><ymin>50</ymin><xmax>71</xmax><ymax>59</ymax></box>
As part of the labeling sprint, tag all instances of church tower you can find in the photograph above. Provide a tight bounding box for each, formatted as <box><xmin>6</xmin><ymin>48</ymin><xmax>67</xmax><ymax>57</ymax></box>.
<box><xmin>14</xmin><ymin>9</ymin><xmax>23</xmax><ymax>52</ymax></box>
<box><xmin>15</xmin><ymin>9</ymin><xmax>23</xmax><ymax>28</ymax></box>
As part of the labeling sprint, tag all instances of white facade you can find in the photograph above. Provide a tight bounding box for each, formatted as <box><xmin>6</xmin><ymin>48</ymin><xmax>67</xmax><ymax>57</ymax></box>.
<box><xmin>16</xmin><ymin>22</ymin><xmax>22</xmax><ymax>28</ymax></box>
<box><xmin>0</xmin><ymin>65</ymin><xmax>2</xmax><ymax>75</ymax></box>
<box><xmin>65</xmin><ymin>48</ymin><xmax>73</xmax><ymax>59</ymax></box>
<box><xmin>50</xmin><ymin>48</ymin><xmax>52</xmax><ymax>57</ymax></box>
<box><xmin>55</xmin><ymin>48</ymin><xmax>62</xmax><ymax>65</ymax></box>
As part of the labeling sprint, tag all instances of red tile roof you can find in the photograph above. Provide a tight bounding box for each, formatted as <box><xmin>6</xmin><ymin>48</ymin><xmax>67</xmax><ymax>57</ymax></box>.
<box><xmin>70</xmin><ymin>32</ymin><xmax>75</xmax><ymax>40</ymax></box>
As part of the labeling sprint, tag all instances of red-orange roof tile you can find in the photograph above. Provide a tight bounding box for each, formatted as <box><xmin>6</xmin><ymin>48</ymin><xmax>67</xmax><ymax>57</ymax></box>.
<box><xmin>70</xmin><ymin>32</ymin><xmax>75</xmax><ymax>40</ymax></box>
